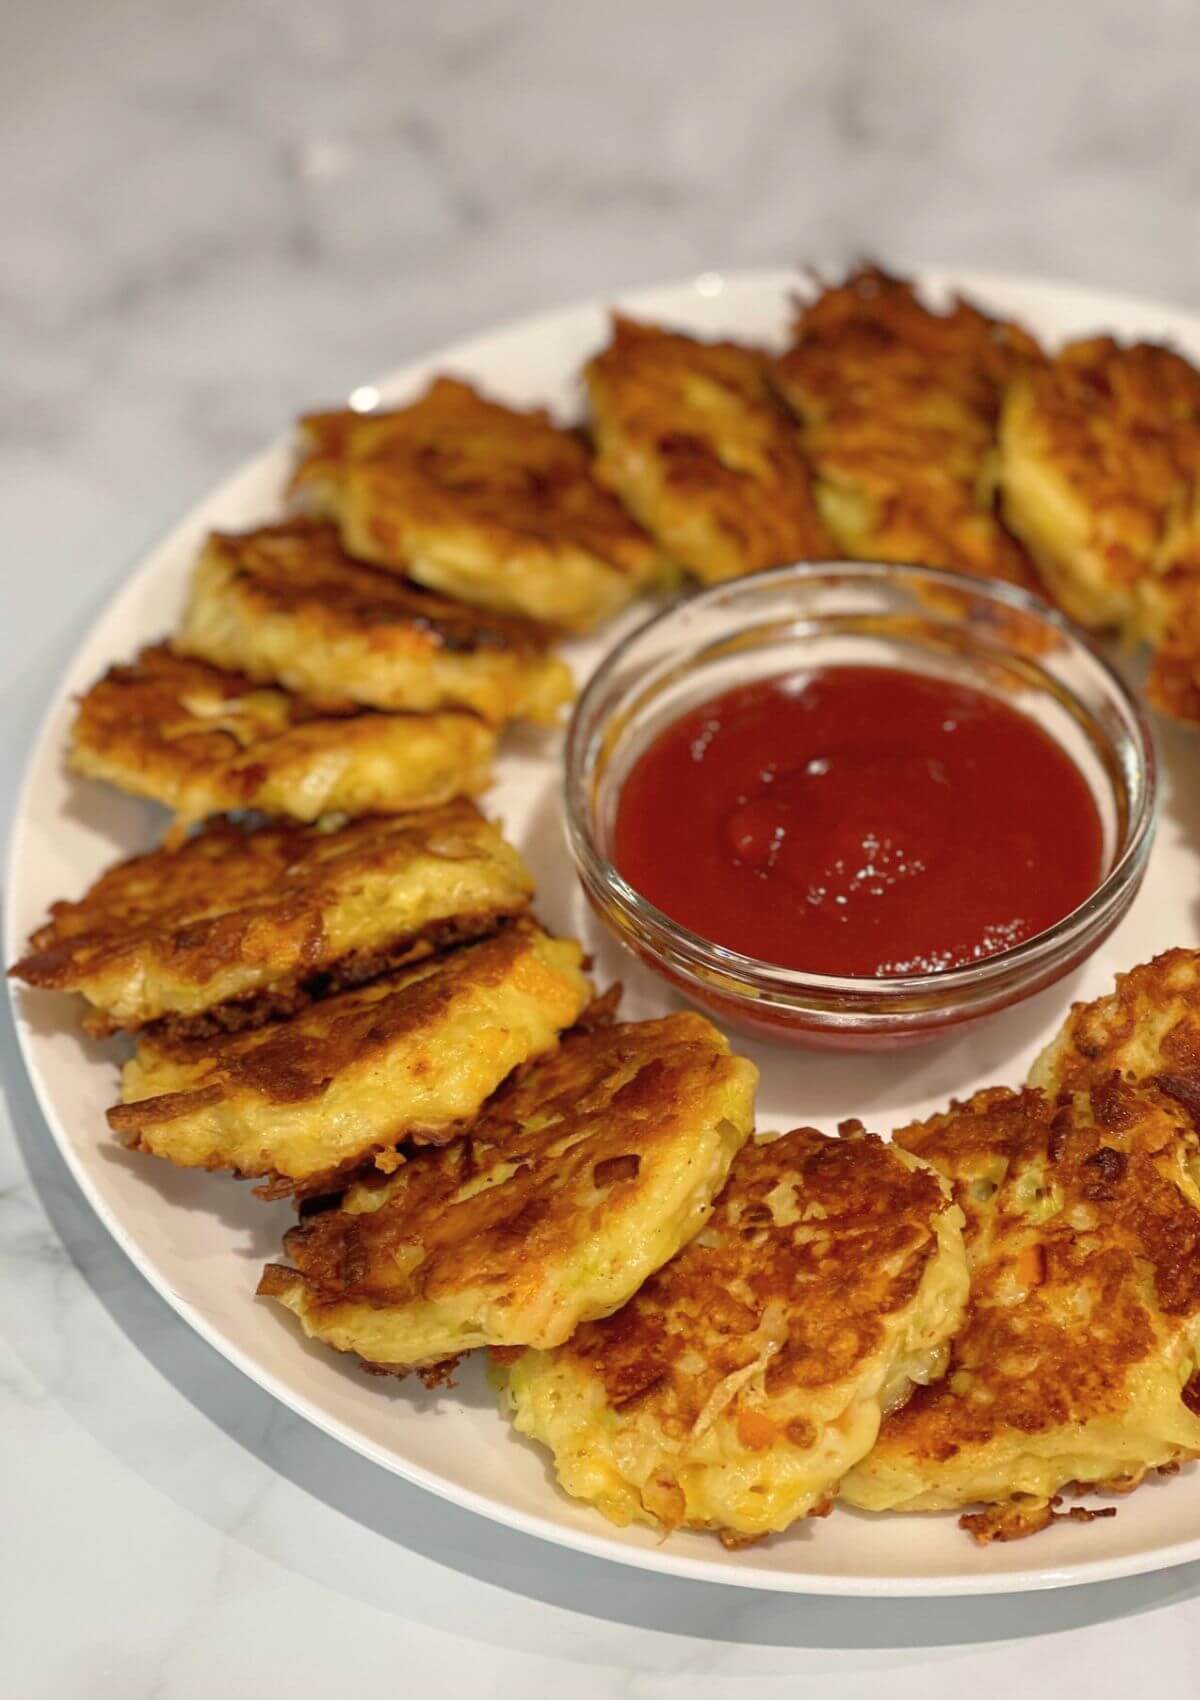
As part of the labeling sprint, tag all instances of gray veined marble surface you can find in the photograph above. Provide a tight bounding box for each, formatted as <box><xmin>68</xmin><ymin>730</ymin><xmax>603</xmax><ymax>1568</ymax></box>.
<box><xmin>6</xmin><ymin>2</ymin><xmax>1200</xmax><ymax>1695</ymax></box>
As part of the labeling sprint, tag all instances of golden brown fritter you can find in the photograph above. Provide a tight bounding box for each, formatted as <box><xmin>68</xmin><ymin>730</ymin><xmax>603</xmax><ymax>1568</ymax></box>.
<box><xmin>70</xmin><ymin>643</ymin><xmax>496</xmax><ymax>825</ymax></box>
<box><xmin>999</xmin><ymin>337</ymin><xmax>1200</xmax><ymax>630</ymax></box>
<box><xmin>585</xmin><ymin>314</ymin><xmax>833</xmax><ymax>583</ymax></box>
<box><xmin>258</xmin><ymin>1013</ymin><xmax>757</xmax><ymax>1370</ymax></box>
<box><xmin>108</xmin><ymin>921</ymin><xmax>592</xmax><ymax>1193</ymax></box>
<box><xmin>177</xmin><ymin>520</ymin><xmax>573</xmax><ymax>726</ymax></box>
<box><xmin>841</xmin><ymin>1080</ymin><xmax>1200</xmax><ymax>1538</ymax></box>
<box><xmin>289</xmin><ymin>378</ymin><xmax>663</xmax><ymax>632</ymax></box>
<box><xmin>772</xmin><ymin>266</ymin><xmax>1044</xmax><ymax>591</ymax></box>
<box><xmin>501</xmin><ymin>1125</ymin><xmax>967</xmax><ymax>1540</ymax></box>
<box><xmin>10</xmin><ymin>800</ymin><xmax>533</xmax><ymax>1035</ymax></box>
<box><xmin>1030</xmin><ymin>948</ymin><xmax>1200</xmax><ymax>1108</ymax></box>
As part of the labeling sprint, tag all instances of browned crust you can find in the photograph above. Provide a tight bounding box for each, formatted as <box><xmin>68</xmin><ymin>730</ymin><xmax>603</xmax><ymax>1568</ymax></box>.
<box><xmin>109</xmin><ymin>919</ymin><xmax>552</xmax><ymax>1126</ymax></box>
<box><xmin>108</xmin><ymin>1083</ymin><xmax>226</xmax><ymax>1136</ymax></box>
<box><xmin>74</xmin><ymin>641</ymin><xmax>329</xmax><ymax>738</ymax></box>
<box><xmin>135</xmin><ymin>906</ymin><xmax>518</xmax><ymax>1044</ymax></box>
<box><xmin>107</xmin><ymin>918</ymin><xmax>586</xmax><ymax>1197</ymax></box>
<box><xmin>249</xmin><ymin>1146</ymin><xmax>412</xmax><ymax>1206</ymax></box>
<box><xmin>998</xmin><ymin>336</ymin><xmax>1200</xmax><ymax>722</ymax></box>
<box><xmin>1035</xmin><ymin>947</ymin><xmax>1200</xmax><ymax>1101</ymax></box>
<box><xmin>1010</xmin><ymin>337</ymin><xmax>1200</xmax><ymax>591</ymax></box>
<box><xmin>959</xmin><ymin>1495</ymin><xmax>1117</xmax><ymax>1545</ymax></box>
<box><xmin>1147</xmin><ymin>574</ymin><xmax>1200</xmax><ymax>724</ymax></box>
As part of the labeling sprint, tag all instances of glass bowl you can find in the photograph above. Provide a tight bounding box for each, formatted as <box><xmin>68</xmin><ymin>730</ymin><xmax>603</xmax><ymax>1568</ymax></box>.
<box><xmin>564</xmin><ymin>561</ymin><xmax>1157</xmax><ymax>1050</ymax></box>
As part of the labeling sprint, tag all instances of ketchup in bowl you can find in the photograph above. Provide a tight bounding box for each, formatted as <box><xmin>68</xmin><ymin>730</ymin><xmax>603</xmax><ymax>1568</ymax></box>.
<box><xmin>613</xmin><ymin>666</ymin><xmax>1104</xmax><ymax>981</ymax></box>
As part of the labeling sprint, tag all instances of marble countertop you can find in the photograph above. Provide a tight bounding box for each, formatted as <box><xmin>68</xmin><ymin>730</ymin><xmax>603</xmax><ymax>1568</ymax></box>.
<box><xmin>7</xmin><ymin>2</ymin><xmax>1200</xmax><ymax>1694</ymax></box>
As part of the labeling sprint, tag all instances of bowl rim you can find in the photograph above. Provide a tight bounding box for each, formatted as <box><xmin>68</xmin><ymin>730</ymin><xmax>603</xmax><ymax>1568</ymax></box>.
<box><xmin>563</xmin><ymin>558</ymin><xmax>1158</xmax><ymax>1008</ymax></box>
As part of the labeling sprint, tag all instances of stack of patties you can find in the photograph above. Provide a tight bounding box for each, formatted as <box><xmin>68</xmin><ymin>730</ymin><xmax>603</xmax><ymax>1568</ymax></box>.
<box><xmin>12</xmin><ymin>803</ymin><xmax>596</xmax><ymax>1198</ymax></box>
<box><xmin>109</xmin><ymin>919</ymin><xmax>591</xmax><ymax>1198</ymax></box>
<box><xmin>258</xmin><ymin>1013</ymin><xmax>758</xmax><ymax>1373</ymax></box>
<box><xmin>841</xmin><ymin>1071</ymin><xmax>1200</xmax><ymax>1542</ymax></box>
<box><xmin>12</xmin><ymin>801</ymin><xmax>535</xmax><ymax>1036</ymax></box>
<box><xmin>584</xmin><ymin>314</ymin><xmax>833</xmax><ymax>583</ymax></box>
<box><xmin>176</xmin><ymin>519</ymin><xmax>574</xmax><ymax>728</ymax></box>
<box><xmin>70</xmin><ymin>642</ymin><xmax>500</xmax><ymax>828</ymax></box>
<box><xmin>289</xmin><ymin>376</ymin><xmax>665</xmax><ymax>632</ymax></box>
<box><xmin>75</xmin><ymin>357</ymin><xmax>673</xmax><ymax>836</ymax></box>
<box><xmin>998</xmin><ymin>336</ymin><xmax>1200</xmax><ymax>722</ymax></box>
<box><xmin>772</xmin><ymin>266</ymin><xmax>1045</xmax><ymax>593</ymax></box>
<box><xmin>499</xmin><ymin>1122</ymin><xmax>968</xmax><ymax>1542</ymax></box>
<box><xmin>70</xmin><ymin>517</ymin><xmax>576</xmax><ymax>834</ymax></box>
<box><xmin>18</xmin><ymin>365</ymin><xmax>687</xmax><ymax>1258</ymax></box>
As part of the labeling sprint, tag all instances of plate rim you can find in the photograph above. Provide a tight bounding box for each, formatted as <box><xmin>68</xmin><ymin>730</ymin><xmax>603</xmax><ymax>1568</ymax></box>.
<box><xmin>10</xmin><ymin>263</ymin><xmax>1200</xmax><ymax>1597</ymax></box>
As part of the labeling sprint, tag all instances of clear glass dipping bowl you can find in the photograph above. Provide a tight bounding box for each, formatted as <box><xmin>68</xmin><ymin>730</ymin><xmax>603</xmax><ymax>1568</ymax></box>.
<box><xmin>564</xmin><ymin>561</ymin><xmax>1157</xmax><ymax>1050</ymax></box>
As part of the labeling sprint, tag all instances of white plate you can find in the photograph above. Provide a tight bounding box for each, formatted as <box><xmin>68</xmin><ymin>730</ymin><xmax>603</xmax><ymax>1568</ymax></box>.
<box><xmin>9</xmin><ymin>268</ymin><xmax>1200</xmax><ymax>1596</ymax></box>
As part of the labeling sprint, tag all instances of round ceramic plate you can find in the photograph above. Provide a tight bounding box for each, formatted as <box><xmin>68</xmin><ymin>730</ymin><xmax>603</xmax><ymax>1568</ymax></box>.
<box><xmin>9</xmin><ymin>268</ymin><xmax>1200</xmax><ymax>1596</ymax></box>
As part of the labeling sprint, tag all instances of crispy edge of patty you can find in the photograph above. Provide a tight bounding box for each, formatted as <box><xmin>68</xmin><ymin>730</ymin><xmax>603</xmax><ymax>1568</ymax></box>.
<box><xmin>1029</xmin><ymin>947</ymin><xmax>1200</xmax><ymax>1105</ymax></box>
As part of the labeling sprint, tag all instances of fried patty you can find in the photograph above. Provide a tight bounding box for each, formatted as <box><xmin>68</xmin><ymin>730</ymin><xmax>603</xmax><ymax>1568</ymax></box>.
<box><xmin>1030</xmin><ymin>948</ymin><xmax>1200</xmax><ymax>1108</ymax></box>
<box><xmin>1145</xmin><ymin>576</ymin><xmax>1200</xmax><ymax>723</ymax></box>
<box><xmin>501</xmin><ymin>1125</ymin><xmax>968</xmax><ymax>1541</ymax></box>
<box><xmin>108</xmin><ymin>921</ymin><xmax>591</xmax><ymax>1192</ymax></box>
<box><xmin>585</xmin><ymin>314</ymin><xmax>832</xmax><ymax>583</ymax></box>
<box><xmin>998</xmin><ymin>336</ymin><xmax>1200</xmax><ymax>723</ymax></box>
<box><xmin>999</xmin><ymin>337</ymin><xmax>1200</xmax><ymax>632</ymax></box>
<box><xmin>177</xmin><ymin>520</ymin><xmax>573</xmax><ymax>726</ymax></box>
<box><xmin>70</xmin><ymin>643</ymin><xmax>496</xmax><ymax>825</ymax></box>
<box><xmin>10</xmin><ymin>800</ymin><xmax>533</xmax><ymax>1035</ymax></box>
<box><xmin>772</xmin><ymin>267</ymin><xmax>1044</xmax><ymax>591</ymax></box>
<box><xmin>257</xmin><ymin>1012</ymin><xmax>757</xmax><ymax>1370</ymax></box>
<box><xmin>289</xmin><ymin>378</ymin><xmax>663</xmax><ymax>632</ymax></box>
<box><xmin>841</xmin><ymin>1081</ymin><xmax>1200</xmax><ymax>1539</ymax></box>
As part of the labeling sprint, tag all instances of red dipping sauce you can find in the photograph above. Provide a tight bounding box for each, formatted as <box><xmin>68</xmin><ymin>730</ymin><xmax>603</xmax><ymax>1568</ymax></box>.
<box><xmin>613</xmin><ymin>666</ymin><xmax>1104</xmax><ymax>979</ymax></box>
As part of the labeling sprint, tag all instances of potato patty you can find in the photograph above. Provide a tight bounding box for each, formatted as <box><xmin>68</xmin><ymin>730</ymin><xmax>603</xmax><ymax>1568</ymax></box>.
<box><xmin>10</xmin><ymin>800</ymin><xmax>533</xmax><ymax>1035</ymax></box>
<box><xmin>258</xmin><ymin>1013</ymin><xmax>757</xmax><ymax>1369</ymax></box>
<box><xmin>585</xmin><ymin>314</ymin><xmax>832</xmax><ymax>583</ymax></box>
<box><xmin>773</xmin><ymin>266</ymin><xmax>1044</xmax><ymax>591</ymax></box>
<box><xmin>999</xmin><ymin>336</ymin><xmax>1200</xmax><ymax>629</ymax></box>
<box><xmin>290</xmin><ymin>378</ymin><xmax>663</xmax><ymax>631</ymax></box>
<box><xmin>178</xmin><ymin>519</ymin><xmax>573</xmax><ymax>726</ymax></box>
<box><xmin>501</xmin><ymin>1124</ymin><xmax>967</xmax><ymax>1541</ymax></box>
<box><xmin>70</xmin><ymin>643</ymin><xmax>496</xmax><ymax>825</ymax></box>
<box><xmin>108</xmin><ymin>921</ymin><xmax>591</xmax><ymax>1192</ymax></box>
<box><xmin>1030</xmin><ymin>948</ymin><xmax>1200</xmax><ymax>1106</ymax></box>
<box><xmin>998</xmin><ymin>335</ymin><xmax>1200</xmax><ymax>722</ymax></box>
<box><xmin>842</xmin><ymin>1080</ymin><xmax>1200</xmax><ymax>1540</ymax></box>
